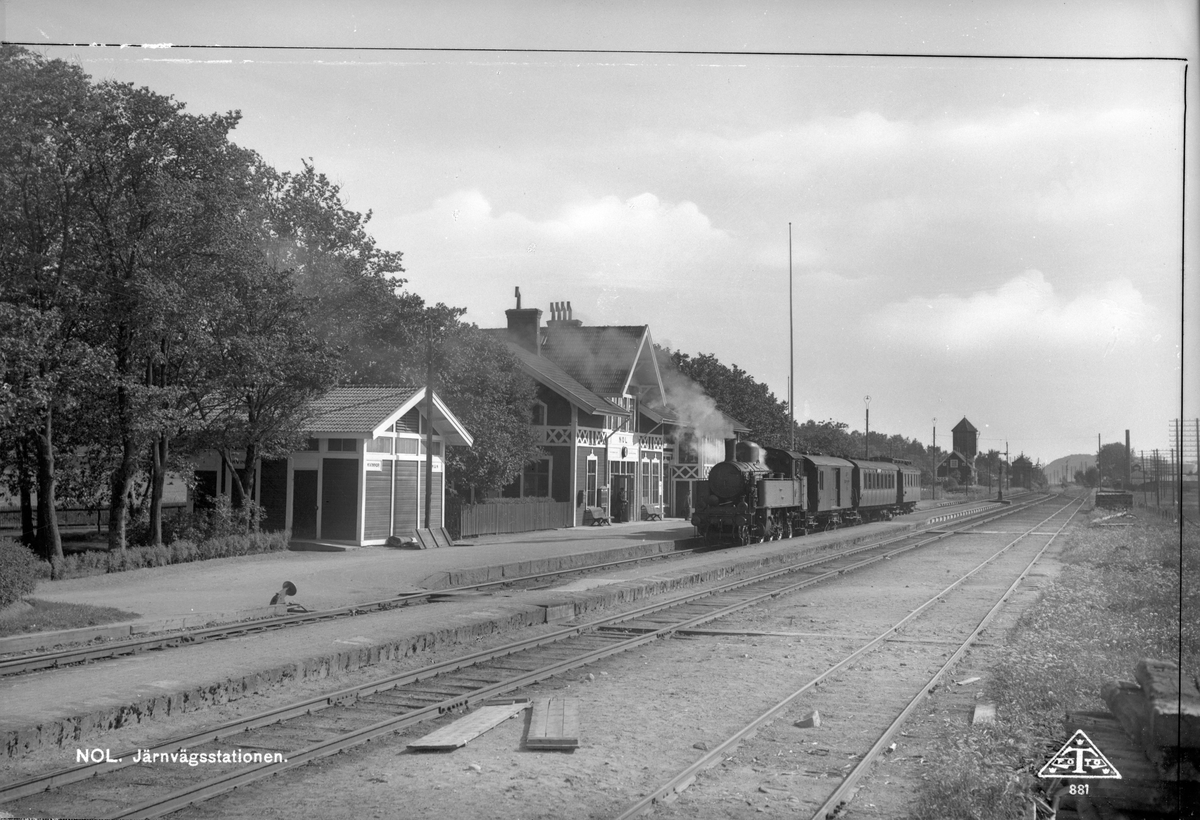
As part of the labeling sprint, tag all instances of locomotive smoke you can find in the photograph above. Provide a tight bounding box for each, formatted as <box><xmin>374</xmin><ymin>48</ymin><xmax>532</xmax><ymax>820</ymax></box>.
<box><xmin>660</xmin><ymin>368</ymin><xmax>734</xmax><ymax>465</ymax></box>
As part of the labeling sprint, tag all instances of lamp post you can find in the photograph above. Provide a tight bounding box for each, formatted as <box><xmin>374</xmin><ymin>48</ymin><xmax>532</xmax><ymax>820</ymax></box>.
<box><xmin>932</xmin><ymin>417</ymin><xmax>937</xmax><ymax>501</ymax></box>
<box><xmin>863</xmin><ymin>396</ymin><xmax>871</xmax><ymax>459</ymax></box>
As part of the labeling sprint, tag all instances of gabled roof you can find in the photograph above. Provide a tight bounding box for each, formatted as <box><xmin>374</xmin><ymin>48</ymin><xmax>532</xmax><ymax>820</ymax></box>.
<box><xmin>502</xmin><ymin>341</ymin><xmax>630</xmax><ymax>418</ymax></box>
<box><xmin>303</xmin><ymin>386</ymin><xmax>473</xmax><ymax>446</ymax></box>
<box><xmin>937</xmin><ymin>449</ymin><xmax>972</xmax><ymax>468</ymax></box>
<box><xmin>639</xmin><ymin>402</ymin><xmax>679</xmax><ymax>426</ymax></box>
<box><xmin>539</xmin><ymin>325</ymin><xmax>664</xmax><ymax>400</ymax></box>
<box><xmin>952</xmin><ymin>417</ymin><xmax>978</xmax><ymax>433</ymax></box>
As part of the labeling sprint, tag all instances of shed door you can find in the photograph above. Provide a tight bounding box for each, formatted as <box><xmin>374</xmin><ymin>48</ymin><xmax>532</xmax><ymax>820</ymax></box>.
<box><xmin>260</xmin><ymin>459</ymin><xmax>288</xmax><ymax>532</ymax></box>
<box><xmin>293</xmin><ymin>470</ymin><xmax>317</xmax><ymax>539</ymax></box>
<box><xmin>321</xmin><ymin>458</ymin><xmax>358</xmax><ymax>540</ymax></box>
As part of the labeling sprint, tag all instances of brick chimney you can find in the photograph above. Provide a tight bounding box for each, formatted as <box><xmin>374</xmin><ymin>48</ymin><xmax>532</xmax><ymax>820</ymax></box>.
<box><xmin>546</xmin><ymin>300</ymin><xmax>583</xmax><ymax>328</ymax></box>
<box><xmin>506</xmin><ymin>307</ymin><xmax>543</xmax><ymax>354</ymax></box>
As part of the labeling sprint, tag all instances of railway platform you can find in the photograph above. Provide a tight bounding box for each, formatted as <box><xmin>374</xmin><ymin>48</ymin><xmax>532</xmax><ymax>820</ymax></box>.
<box><xmin>0</xmin><ymin>496</ymin><xmax>1009</xmax><ymax>763</ymax></box>
<box><xmin>5</xmin><ymin>519</ymin><xmax>696</xmax><ymax>654</ymax></box>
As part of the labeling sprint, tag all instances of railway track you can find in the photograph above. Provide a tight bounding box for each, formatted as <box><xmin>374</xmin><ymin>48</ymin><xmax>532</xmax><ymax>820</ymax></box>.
<box><xmin>615</xmin><ymin>493</ymin><xmax>1084</xmax><ymax>819</ymax></box>
<box><xmin>0</xmin><ymin>496</ymin><xmax>1000</xmax><ymax>678</ymax></box>
<box><xmin>0</xmin><ymin>494</ymin><xmax>1047</xmax><ymax>819</ymax></box>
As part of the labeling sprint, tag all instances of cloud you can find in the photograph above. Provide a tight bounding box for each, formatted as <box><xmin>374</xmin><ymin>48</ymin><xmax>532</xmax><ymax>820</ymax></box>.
<box><xmin>392</xmin><ymin>188</ymin><xmax>738</xmax><ymax>309</ymax></box>
<box><xmin>868</xmin><ymin>270</ymin><xmax>1155</xmax><ymax>353</ymax></box>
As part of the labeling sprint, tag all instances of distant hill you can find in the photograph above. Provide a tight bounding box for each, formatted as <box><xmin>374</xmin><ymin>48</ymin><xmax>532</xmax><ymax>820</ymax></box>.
<box><xmin>1042</xmin><ymin>453</ymin><xmax>1096</xmax><ymax>484</ymax></box>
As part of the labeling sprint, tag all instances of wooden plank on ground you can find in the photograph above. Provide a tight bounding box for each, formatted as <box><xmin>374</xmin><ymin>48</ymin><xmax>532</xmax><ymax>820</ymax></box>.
<box><xmin>526</xmin><ymin>697</ymin><xmax>580</xmax><ymax>749</ymax></box>
<box><xmin>407</xmin><ymin>703</ymin><xmax>529</xmax><ymax>751</ymax></box>
<box><xmin>414</xmin><ymin>528</ymin><xmax>438</xmax><ymax>550</ymax></box>
<box><xmin>434</xmin><ymin>527</ymin><xmax>454</xmax><ymax>548</ymax></box>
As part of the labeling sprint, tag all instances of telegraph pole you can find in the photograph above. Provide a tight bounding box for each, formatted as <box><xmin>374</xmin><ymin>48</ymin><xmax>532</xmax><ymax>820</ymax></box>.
<box><xmin>864</xmin><ymin>396</ymin><xmax>871</xmax><ymax>458</ymax></box>
<box><xmin>932</xmin><ymin>418</ymin><xmax>937</xmax><ymax>500</ymax></box>
<box><xmin>788</xmin><ymin>223</ymin><xmax>794</xmax><ymax>452</ymax></box>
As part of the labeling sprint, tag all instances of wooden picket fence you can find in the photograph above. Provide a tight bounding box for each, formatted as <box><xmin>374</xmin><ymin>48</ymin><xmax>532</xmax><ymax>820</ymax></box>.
<box><xmin>457</xmin><ymin>499</ymin><xmax>574</xmax><ymax>537</ymax></box>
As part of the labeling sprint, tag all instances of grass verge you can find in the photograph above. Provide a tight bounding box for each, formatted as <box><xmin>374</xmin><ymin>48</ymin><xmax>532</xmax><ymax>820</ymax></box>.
<box><xmin>0</xmin><ymin>598</ymin><xmax>142</xmax><ymax>637</ymax></box>
<box><xmin>906</xmin><ymin>511</ymin><xmax>1197</xmax><ymax>820</ymax></box>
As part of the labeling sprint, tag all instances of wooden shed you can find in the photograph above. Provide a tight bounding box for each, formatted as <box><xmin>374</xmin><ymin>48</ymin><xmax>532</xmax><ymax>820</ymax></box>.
<box><xmin>191</xmin><ymin>386</ymin><xmax>473</xmax><ymax>546</ymax></box>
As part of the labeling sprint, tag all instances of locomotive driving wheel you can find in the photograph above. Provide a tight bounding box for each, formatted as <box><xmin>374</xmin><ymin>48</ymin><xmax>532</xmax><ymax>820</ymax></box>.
<box><xmin>736</xmin><ymin>523</ymin><xmax>752</xmax><ymax>546</ymax></box>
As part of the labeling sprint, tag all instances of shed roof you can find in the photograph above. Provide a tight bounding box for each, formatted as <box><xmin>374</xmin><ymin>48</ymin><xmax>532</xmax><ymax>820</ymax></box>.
<box><xmin>303</xmin><ymin>386</ymin><xmax>473</xmax><ymax>446</ymax></box>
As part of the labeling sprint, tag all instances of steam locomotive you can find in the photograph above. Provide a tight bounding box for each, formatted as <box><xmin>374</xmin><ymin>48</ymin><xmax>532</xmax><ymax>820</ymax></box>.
<box><xmin>691</xmin><ymin>441</ymin><xmax>921</xmax><ymax>545</ymax></box>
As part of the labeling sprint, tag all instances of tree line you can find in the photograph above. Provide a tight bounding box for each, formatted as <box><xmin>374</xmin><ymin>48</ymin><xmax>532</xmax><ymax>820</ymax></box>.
<box><xmin>0</xmin><ymin>46</ymin><xmax>540</xmax><ymax>574</ymax></box>
<box><xmin>659</xmin><ymin>349</ymin><xmax>947</xmax><ymax>473</ymax></box>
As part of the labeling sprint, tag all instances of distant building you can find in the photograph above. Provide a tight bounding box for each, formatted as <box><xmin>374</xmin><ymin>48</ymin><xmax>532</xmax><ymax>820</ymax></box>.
<box><xmin>936</xmin><ymin>417</ymin><xmax>979</xmax><ymax>486</ymax></box>
<box><xmin>952</xmin><ymin>417</ymin><xmax>979</xmax><ymax>461</ymax></box>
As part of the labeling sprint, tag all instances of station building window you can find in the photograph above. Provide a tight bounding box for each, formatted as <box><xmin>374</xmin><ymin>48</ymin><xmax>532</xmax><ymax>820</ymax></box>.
<box><xmin>327</xmin><ymin>438</ymin><xmax>358</xmax><ymax>452</ymax></box>
<box><xmin>365</xmin><ymin>436</ymin><xmax>393</xmax><ymax>453</ymax></box>
<box><xmin>502</xmin><ymin>458</ymin><xmax>551</xmax><ymax>498</ymax></box>
<box><xmin>586</xmin><ymin>458</ymin><xmax>598</xmax><ymax>507</ymax></box>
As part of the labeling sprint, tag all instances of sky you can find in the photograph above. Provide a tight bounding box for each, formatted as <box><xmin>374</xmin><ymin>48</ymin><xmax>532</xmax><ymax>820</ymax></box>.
<box><xmin>3</xmin><ymin>0</ymin><xmax>1196</xmax><ymax>467</ymax></box>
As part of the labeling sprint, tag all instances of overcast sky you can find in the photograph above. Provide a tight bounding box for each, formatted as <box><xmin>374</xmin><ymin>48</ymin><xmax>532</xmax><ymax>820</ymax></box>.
<box><xmin>4</xmin><ymin>0</ymin><xmax>1196</xmax><ymax>466</ymax></box>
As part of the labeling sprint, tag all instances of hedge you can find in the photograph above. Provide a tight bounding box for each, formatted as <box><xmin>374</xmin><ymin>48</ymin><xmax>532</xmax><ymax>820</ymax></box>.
<box><xmin>0</xmin><ymin>538</ymin><xmax>42</xmax><ymax>608</ymax></box>
<box><xmin>44</xmin><ymin>529</ymin><xmax>292</xmax><ymax>581</ymax></box>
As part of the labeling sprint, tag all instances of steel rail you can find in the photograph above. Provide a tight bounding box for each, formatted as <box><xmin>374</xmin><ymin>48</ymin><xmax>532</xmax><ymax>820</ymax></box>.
<box><xmin>0</xmin><ymin>495</ymin><xmax>1009</xmax><ymax>677</ymax></box>
<box><xmin>98</xmin><ymin>497</ymin><xmax>1052</xmax><ymax>820</ymax></box>
<box><xmin>807</xmin><ymin>497</ymin><xmax>1084</xmax><ymax>820</ymax></box>
<box><xmin>612</xmin><ymin>495</ymin><xmax>1083</xmax><ymax>819</ymax></box>
<box><xmin>0</xmin><ymin>495</ymin><xmax>1042</xmax><ymax>811</ymax></box>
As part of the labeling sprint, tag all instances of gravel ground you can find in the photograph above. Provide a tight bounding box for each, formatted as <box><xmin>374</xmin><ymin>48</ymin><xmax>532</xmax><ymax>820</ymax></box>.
<box><xmin>4</xmin><ymin>499</ymin><xmax>1072</xmax><ymax>819</ymax></box>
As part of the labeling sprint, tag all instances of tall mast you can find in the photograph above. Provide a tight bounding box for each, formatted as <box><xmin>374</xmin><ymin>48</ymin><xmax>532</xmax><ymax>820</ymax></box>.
<box><xmin>789</xmin><ymin>222</ymin><xmax>794</xmax><ymax>451</ymax></box>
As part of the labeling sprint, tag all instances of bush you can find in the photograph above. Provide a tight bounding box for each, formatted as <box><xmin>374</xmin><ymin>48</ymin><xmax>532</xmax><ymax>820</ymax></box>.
<box><xmin>52</xmin><ymin>529</ymin><xmax>291</xmax><ymax>580</ymax></box>
<box><xmin>0</xmin><ymin>538</ymin><xmax>42</xmax><ymax>608</ymax></box>
<box><xmin>180</xmin><ymin>497</ymin><xmax>265</xmax><ymax>541</ymax></box>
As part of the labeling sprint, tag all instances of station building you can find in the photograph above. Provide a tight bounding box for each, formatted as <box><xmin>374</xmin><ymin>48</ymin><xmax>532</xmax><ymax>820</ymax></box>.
<box><xmin>191</xmin><ymin>386</ymin><xmax>473</xmax><ymax>546</ymax></box>
<box><xmin>484</xmin><ymin>300</ymin><xmax>745</xmax><ymax>529</ymax></box>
